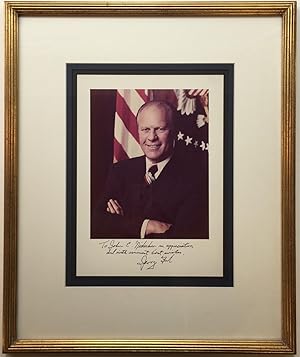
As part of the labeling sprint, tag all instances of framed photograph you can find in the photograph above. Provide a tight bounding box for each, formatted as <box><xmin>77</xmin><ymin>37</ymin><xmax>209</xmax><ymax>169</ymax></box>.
<box><xmin>66</xmin><ymin>63</ymin><xmax>233</xmax><ymax>286</ymax></box>
<box><xmin>3</xmin><ymin>1</ymin><xmax>296</xmax><ymax>353</ymax></box>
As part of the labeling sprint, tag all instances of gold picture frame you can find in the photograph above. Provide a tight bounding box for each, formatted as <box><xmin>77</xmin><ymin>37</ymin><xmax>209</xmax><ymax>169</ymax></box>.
<box><xmin>3</xmin><ymin>1</ymin><xmax>296</xmax><ymax>353</ymax></box>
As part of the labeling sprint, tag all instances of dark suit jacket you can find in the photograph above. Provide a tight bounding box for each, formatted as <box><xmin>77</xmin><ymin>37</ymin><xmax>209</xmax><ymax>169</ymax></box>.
<box><xmin>92</xmin><ymin>150</ymin><xmax>208</xmax><ymax>239</ymax></box>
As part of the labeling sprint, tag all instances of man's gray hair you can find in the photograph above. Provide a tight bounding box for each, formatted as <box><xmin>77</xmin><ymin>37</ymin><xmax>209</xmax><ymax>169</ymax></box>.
<box><xmin>136</xmin><ymin>101</ymin><xmax>175</xmax><ymax>128</ymax></box>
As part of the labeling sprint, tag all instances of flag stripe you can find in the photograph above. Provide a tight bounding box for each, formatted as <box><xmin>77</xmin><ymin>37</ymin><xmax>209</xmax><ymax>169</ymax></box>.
<box><xmin>118</xmin><ymin>89</ymin><xmax>145</xmax><ymax>116</ymax></box>
<box><xmin>114</xmin><ymin>113</ymin><xmax>144</xmax><ymax>158</ymax></box>
<box><xmin>136</xmin><ymin>89</ymin><xmax>148</xmax><ymax>102</ymax></box>
<box><xmin>116</xmin><ymin>92</ymin><xmax>139</xmax><ymax>142</ymax></box>
<box><xmin>113</xmin><ymin>138</ymin><xmax>129</xmax><ymax>162</ymax></box>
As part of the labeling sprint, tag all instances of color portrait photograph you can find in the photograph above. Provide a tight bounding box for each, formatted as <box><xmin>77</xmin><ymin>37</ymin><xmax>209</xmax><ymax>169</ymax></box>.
<box><xmin>90</xmin><ymin>89</ymin><xmax>209</xmax><ymax>239</ymax></box>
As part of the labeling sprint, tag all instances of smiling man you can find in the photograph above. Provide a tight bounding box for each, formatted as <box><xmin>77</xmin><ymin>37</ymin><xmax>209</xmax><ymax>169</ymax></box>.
<box><xmin>138</xmin><ymin>102</ymin><xmax>174</xmax><ymax>163</ymax></box>
<box><xmin>92</xmin><ymin>101</ymin><xmax>208</xmax><ymax>239</ymax></box>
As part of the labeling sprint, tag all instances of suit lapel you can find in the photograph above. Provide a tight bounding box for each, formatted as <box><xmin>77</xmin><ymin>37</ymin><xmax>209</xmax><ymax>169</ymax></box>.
<box><xmin>154</xmin><ymin>154</ymin><xmax>178</xmax><ymax>186</ymax></box>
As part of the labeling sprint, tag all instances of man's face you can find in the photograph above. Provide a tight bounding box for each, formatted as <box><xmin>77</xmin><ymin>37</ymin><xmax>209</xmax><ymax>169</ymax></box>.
<box><xmin>138</xmin><ymin>105</ymin><xmax>174</xmax><ymax>163</ymax></box>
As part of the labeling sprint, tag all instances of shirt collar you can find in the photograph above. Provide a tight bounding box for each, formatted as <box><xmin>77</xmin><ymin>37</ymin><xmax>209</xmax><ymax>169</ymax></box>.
<box><xmin>145</xmin><ymin>156</ymin><xmax>172</xmax><ymax>178</ymax></box>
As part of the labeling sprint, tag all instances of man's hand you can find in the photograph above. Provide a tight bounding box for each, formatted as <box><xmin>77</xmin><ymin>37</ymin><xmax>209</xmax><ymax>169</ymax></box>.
<box><xmin>106</xmin><ymin>199</ymin><xmax>124</xmax><ymax>216</ymax></box>
<box><xmin>145</xmin><ymin>219</ymin><xmax>172</xmax><ymax>236</ymax></box>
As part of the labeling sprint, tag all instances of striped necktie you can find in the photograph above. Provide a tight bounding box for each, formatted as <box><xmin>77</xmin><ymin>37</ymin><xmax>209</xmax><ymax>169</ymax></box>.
<box><xmin>145</xmin><ymin>165</ymin><xmax>158</xmax><ymax>185</ymax></box>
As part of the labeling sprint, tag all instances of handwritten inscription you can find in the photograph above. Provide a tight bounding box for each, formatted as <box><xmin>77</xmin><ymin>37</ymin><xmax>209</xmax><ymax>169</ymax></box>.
<box><xmin>98</xmin><ymin>240</ymin><xmax>194</xmax><ymax>271</ymax></box>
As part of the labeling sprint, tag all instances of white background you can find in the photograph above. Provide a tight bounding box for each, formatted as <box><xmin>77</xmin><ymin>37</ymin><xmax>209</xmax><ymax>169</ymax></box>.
<box><xmin>0</xmin><ymin>0</ymin><xmax>299</xmax><ymax>355</ymax></box>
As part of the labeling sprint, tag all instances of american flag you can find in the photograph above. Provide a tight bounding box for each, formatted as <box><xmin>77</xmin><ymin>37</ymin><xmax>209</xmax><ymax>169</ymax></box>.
<box><xmin>113</xmin><ymin>89</ymin><xmax>148</xmax><ymax>162</ymax></box>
